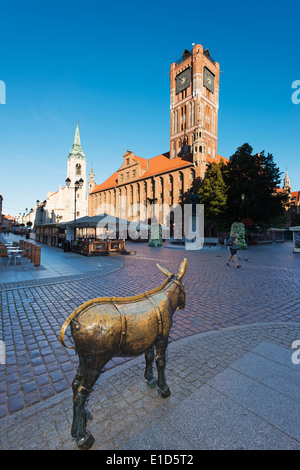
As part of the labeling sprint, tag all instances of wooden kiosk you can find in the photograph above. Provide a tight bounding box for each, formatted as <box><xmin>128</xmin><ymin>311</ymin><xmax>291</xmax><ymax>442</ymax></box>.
<box><xmin>66</xmin><ymin>214</ymin><xmax>129</xmax><ymax>256</ymax></box>
<box><xmin>289</xmin><ymin>226</ymin><xmax>300</xmax><ymax>253</ymax></box>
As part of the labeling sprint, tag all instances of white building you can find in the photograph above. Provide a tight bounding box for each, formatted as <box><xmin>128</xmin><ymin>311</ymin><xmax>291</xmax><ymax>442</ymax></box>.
<box><xmin>26</xmin><ymin>122</ymin><xmax>89</xmax><ymax>229</ymax></box>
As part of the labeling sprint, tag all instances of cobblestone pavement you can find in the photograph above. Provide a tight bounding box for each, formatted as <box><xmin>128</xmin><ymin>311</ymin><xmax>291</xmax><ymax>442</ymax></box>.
<box><xmin>0</xmin><ymin>239</ymin><xmax>300</xmax><ymax>433</ymax></box>
<box><xmin>0</xmin><ymin>322</ymin><xmax>299</xmax><ymax>450</ymax></box>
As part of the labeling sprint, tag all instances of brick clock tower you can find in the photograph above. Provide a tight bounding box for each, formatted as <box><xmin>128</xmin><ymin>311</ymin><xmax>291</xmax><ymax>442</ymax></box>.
<box><xmin>170</xmin><ymin>44</ymin><xmax>220</xmax><ymax>176</ymax></box>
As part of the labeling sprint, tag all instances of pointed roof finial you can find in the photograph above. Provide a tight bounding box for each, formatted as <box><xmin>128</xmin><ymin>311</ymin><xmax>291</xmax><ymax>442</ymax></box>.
<box><xmin>73</xmin><ymin>120</ymin><xmax>81</xmax><ymax>147</ymax></box>
<box><xmin>68</xmin><ymin>120</ymin><xmax>86</xmax><ymax>160</ymax></box>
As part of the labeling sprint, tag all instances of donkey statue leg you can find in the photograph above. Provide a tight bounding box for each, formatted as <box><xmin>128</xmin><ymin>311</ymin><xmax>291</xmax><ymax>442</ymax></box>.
<box><xmin>72</xmin><ymin>363</ymin><xmax>92</xmax><ymax>423</ymax></box>
<box><xmin>144</xmin><ymin>345</ymin><xmax>157</xmax><ymax>388</ymax></box>
<box><xmin>71</xmin><ymin>353</ymin><xmax>109</xmax><ymax>450</ymax></box>
<box><xmin>155</xmin><ymin>338</ymin><xmax>171</xmax><ymax>398</ymax></box>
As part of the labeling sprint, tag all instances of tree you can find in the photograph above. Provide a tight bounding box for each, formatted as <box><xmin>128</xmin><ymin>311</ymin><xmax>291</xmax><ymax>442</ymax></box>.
<box><xmin>222</xmin><ymin>144</ymin><xmax>289</xmax><ymax>231</ymax></box>
<box><xmin>197</xmin><ymin>161</ymin><xmax>228</xmax><ymax>229</ymax></box>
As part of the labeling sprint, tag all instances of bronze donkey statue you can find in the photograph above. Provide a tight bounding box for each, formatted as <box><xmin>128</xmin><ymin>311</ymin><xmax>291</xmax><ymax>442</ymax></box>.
<box><xmin>59</xmin><ymin>258</ymin><xmax>187</xmax><ymax>450</ymax></box>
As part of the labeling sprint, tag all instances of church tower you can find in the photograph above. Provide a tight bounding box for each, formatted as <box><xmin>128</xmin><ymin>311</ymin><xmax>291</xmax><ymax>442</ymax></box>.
<box><xmin>66</xmin><ymin>122</ymin><xmax>88</xmax><ymax>219</ymax></box>
<box><xmin>169</xmin><ymin>44</ymin><xmax>220</xmax><ymax>178</ymax></box>
<box><xmin>284</xmin><ymin>170</ymin><xmax>291</xmax><ymax>194</ymax></box>
<box><xmin>88</xmin><ymin>164</ymin><xmax>96</xmax><ymax>194</ymax></box>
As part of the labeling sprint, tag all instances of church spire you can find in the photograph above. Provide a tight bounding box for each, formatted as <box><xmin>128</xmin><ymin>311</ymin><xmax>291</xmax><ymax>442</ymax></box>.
<box><xmin>68</xmin><ymin>121</ymin><xmax>86</xmax><ymax>160</ymax></box>
<box><xmin>74</xmin><ymin>120</ymin><xmax>81</xmax><ymax>146</ymax></box>
<box><xmin>284</xmin><ymin>168</ymin><xmax>291</xmax><ymax>193</ymax></box>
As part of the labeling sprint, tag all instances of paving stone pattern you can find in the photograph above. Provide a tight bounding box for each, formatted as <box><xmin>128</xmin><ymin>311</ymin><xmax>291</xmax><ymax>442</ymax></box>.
<box><xmin>0</xmin><ymin>323</ymin><xmax>299</xmax><ymax>450</ymax></box>
<box><xmin>0</xmin><ymin>241</ymin><xmax>299</xmax><ymax>423</ymax></box>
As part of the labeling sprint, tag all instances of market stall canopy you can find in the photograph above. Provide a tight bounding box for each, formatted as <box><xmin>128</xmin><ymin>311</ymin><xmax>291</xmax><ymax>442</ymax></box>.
<box><xmin>36</xmin><ymin>222</ymin><xmax>67</xmax><ymax>228</ymax></box>
<box><xmin>65</xmin><ymin>213</ymin><xmax>130</xmax><ymax>228</ymax></box>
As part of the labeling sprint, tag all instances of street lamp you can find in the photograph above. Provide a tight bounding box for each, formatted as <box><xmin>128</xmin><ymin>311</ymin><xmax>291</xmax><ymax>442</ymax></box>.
<box><xmin>241</xmin><ymin>194</ymin><xmax>249</xmax><ymax>244</ymax></box>
<box><xmin>65</xmin><ymin>177</ymin><xmax>84</xmax><ymax>242</ymax></box>
<box><xmin>147</xmin><ymin>176</ymin><xmax>157</xmax><ymax>218</ymax></box>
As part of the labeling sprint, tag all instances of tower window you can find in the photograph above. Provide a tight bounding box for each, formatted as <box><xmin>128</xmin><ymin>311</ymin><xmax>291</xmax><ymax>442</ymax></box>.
<box><xmin>76</xmin><ymin>164</ymin><xmax>81</xmax><ymax>175</ymax></box>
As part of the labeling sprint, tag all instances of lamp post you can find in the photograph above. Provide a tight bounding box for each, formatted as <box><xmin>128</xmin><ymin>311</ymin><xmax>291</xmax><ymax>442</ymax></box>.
<box><xmin>241</xmin><ymin>194</ymin><xmax>249</xmax><ymax>244</ymax></box>
<box><xmin>147</xmin><ymin>176</ymin><xmax>158</xmax><ymax>219</ymax></box>
<box><xmin>147</xmin><ymin>177</ymin><xmax>159</xmax><ymax>246</ymax></box>
<box><xmin>65</xmin><ymin>177</ymin><xmax>84</xmax><ymax>243</ymax></box>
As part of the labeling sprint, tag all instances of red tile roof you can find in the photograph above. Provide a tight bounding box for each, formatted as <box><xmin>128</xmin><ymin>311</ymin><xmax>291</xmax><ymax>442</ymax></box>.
<box><xmin>47</xmin><ymin>186</ymin><xmax>66</xmax><ymax>200</ymax></box>
<box><xmin>291</xmin><ymin>190</ymin><xmax>300</xmax><ymax>202</ymax></box>
<box><xmin>91</xmin><ymin>152</ymin><xmax>228</xmax><ymax>194</ymax></box>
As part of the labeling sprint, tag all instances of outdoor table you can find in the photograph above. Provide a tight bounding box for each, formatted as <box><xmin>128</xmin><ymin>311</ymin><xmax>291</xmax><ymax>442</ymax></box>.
<box><xmin>7</xmin><ymin>249</ymin><xmax>24</xmax><ymax>265</ymax></box>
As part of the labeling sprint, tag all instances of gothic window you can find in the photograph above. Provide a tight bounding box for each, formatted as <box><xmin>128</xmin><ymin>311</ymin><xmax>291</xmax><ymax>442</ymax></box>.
<box><xmin>172</xmin><ymin>111</ymin><xmax>175</xmax><ymax>135</ymax></box>
<box><xmin>192</xmin><ymin>101</ymin><xmax>195</xmax><ymax>126</ymax></box>
<box><xmin>76</xmin><ymin>163</ymin><xmax>81</xmax><ymax>175</ymax></box>
<box><xmin>190</xmin><ymin>169</ymin><xmax>195</xmax><ymax>181</ymax></box>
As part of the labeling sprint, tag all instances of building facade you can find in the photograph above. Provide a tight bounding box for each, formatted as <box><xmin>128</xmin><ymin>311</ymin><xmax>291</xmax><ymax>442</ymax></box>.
<box><xmin>89</xmin><ymin>44</ymin><xmax>223</xmax><ymax>225</ymax></box>
<box><xmin>24</xmin><ymin>122</ymin><xmax>88</xmax><ymax>230</ymax></box>
<box><xmin>282</xmin><ymin>170</ymin><xmax>300</xmax><ymax>226</ymax></box>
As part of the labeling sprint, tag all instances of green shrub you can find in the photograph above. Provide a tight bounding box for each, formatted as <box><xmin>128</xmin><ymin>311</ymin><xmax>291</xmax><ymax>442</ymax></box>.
<box><xmin>231</xmin><ymin>222</ymin><xmax>247</xmax><ymax>250</ymax></box>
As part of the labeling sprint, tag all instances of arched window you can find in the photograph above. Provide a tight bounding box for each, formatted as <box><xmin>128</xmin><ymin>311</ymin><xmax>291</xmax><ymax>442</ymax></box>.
<box><xmin>76</xmin><ymin>163</ymin><xmax>81</xmax><ymax>175</ymax></box>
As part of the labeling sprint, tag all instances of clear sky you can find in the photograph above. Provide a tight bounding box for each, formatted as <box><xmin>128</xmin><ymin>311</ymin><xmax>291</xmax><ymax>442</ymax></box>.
<box><xmin>0</xmin><ymin>0</ymin><xmax>299</xmax><ymax>216</ymax></box>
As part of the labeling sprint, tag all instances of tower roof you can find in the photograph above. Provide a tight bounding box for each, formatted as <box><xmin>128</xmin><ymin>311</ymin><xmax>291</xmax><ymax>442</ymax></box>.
<box><xmin>68</xmin><ymin>121</ymin><xmax>86</xmax><ymax>160</ymax></box>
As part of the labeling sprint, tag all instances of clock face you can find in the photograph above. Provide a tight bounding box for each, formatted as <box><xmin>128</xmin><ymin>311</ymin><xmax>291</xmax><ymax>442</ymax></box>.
<box><xmin>176</xmin><ymin>68</ymin><xmax>191</xmax><ymax>94</ymax></box>
<box><xmin>204</xmin><ymin>67</ymin><xmax>215</xmax><ymax>93</ymax></box>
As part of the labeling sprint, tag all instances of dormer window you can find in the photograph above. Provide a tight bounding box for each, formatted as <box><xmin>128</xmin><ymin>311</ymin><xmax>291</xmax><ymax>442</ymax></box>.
<box><xmin>127</xmin><ymin>158</ymin><xmax>129</xmax><ymax>165</ymax></box>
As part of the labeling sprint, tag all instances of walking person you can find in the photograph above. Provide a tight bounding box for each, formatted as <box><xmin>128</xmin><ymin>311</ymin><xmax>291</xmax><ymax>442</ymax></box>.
<box><xmin>226</xmin><ymin>232</ymin><xmax>241</xmax><ymax>268</ymax></box>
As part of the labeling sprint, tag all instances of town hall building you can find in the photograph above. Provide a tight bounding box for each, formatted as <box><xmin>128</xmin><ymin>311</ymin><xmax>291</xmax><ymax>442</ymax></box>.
<box><xmin>88</xmin><ymin>43</ymin><xmax>225</xmax><ymax>226</ymax></box>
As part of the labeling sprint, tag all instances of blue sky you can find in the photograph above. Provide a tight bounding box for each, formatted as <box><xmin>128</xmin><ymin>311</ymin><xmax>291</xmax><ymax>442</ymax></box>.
<box><xmin>0</xmin><ymin>0</ymin><xmax>299</xmax><ymax>216</ymax></box>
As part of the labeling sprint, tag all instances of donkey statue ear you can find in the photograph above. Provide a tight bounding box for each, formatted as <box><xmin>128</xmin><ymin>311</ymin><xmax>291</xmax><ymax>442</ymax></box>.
<box><xmin>156</xmin><ymin>263</ymin><xmax>172</xmax><ymax>277</ymax></box>
<box><xmin>177</xmin><ymin>258</ymin><xmax>188</xmax><ymax>281</ymax></box>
